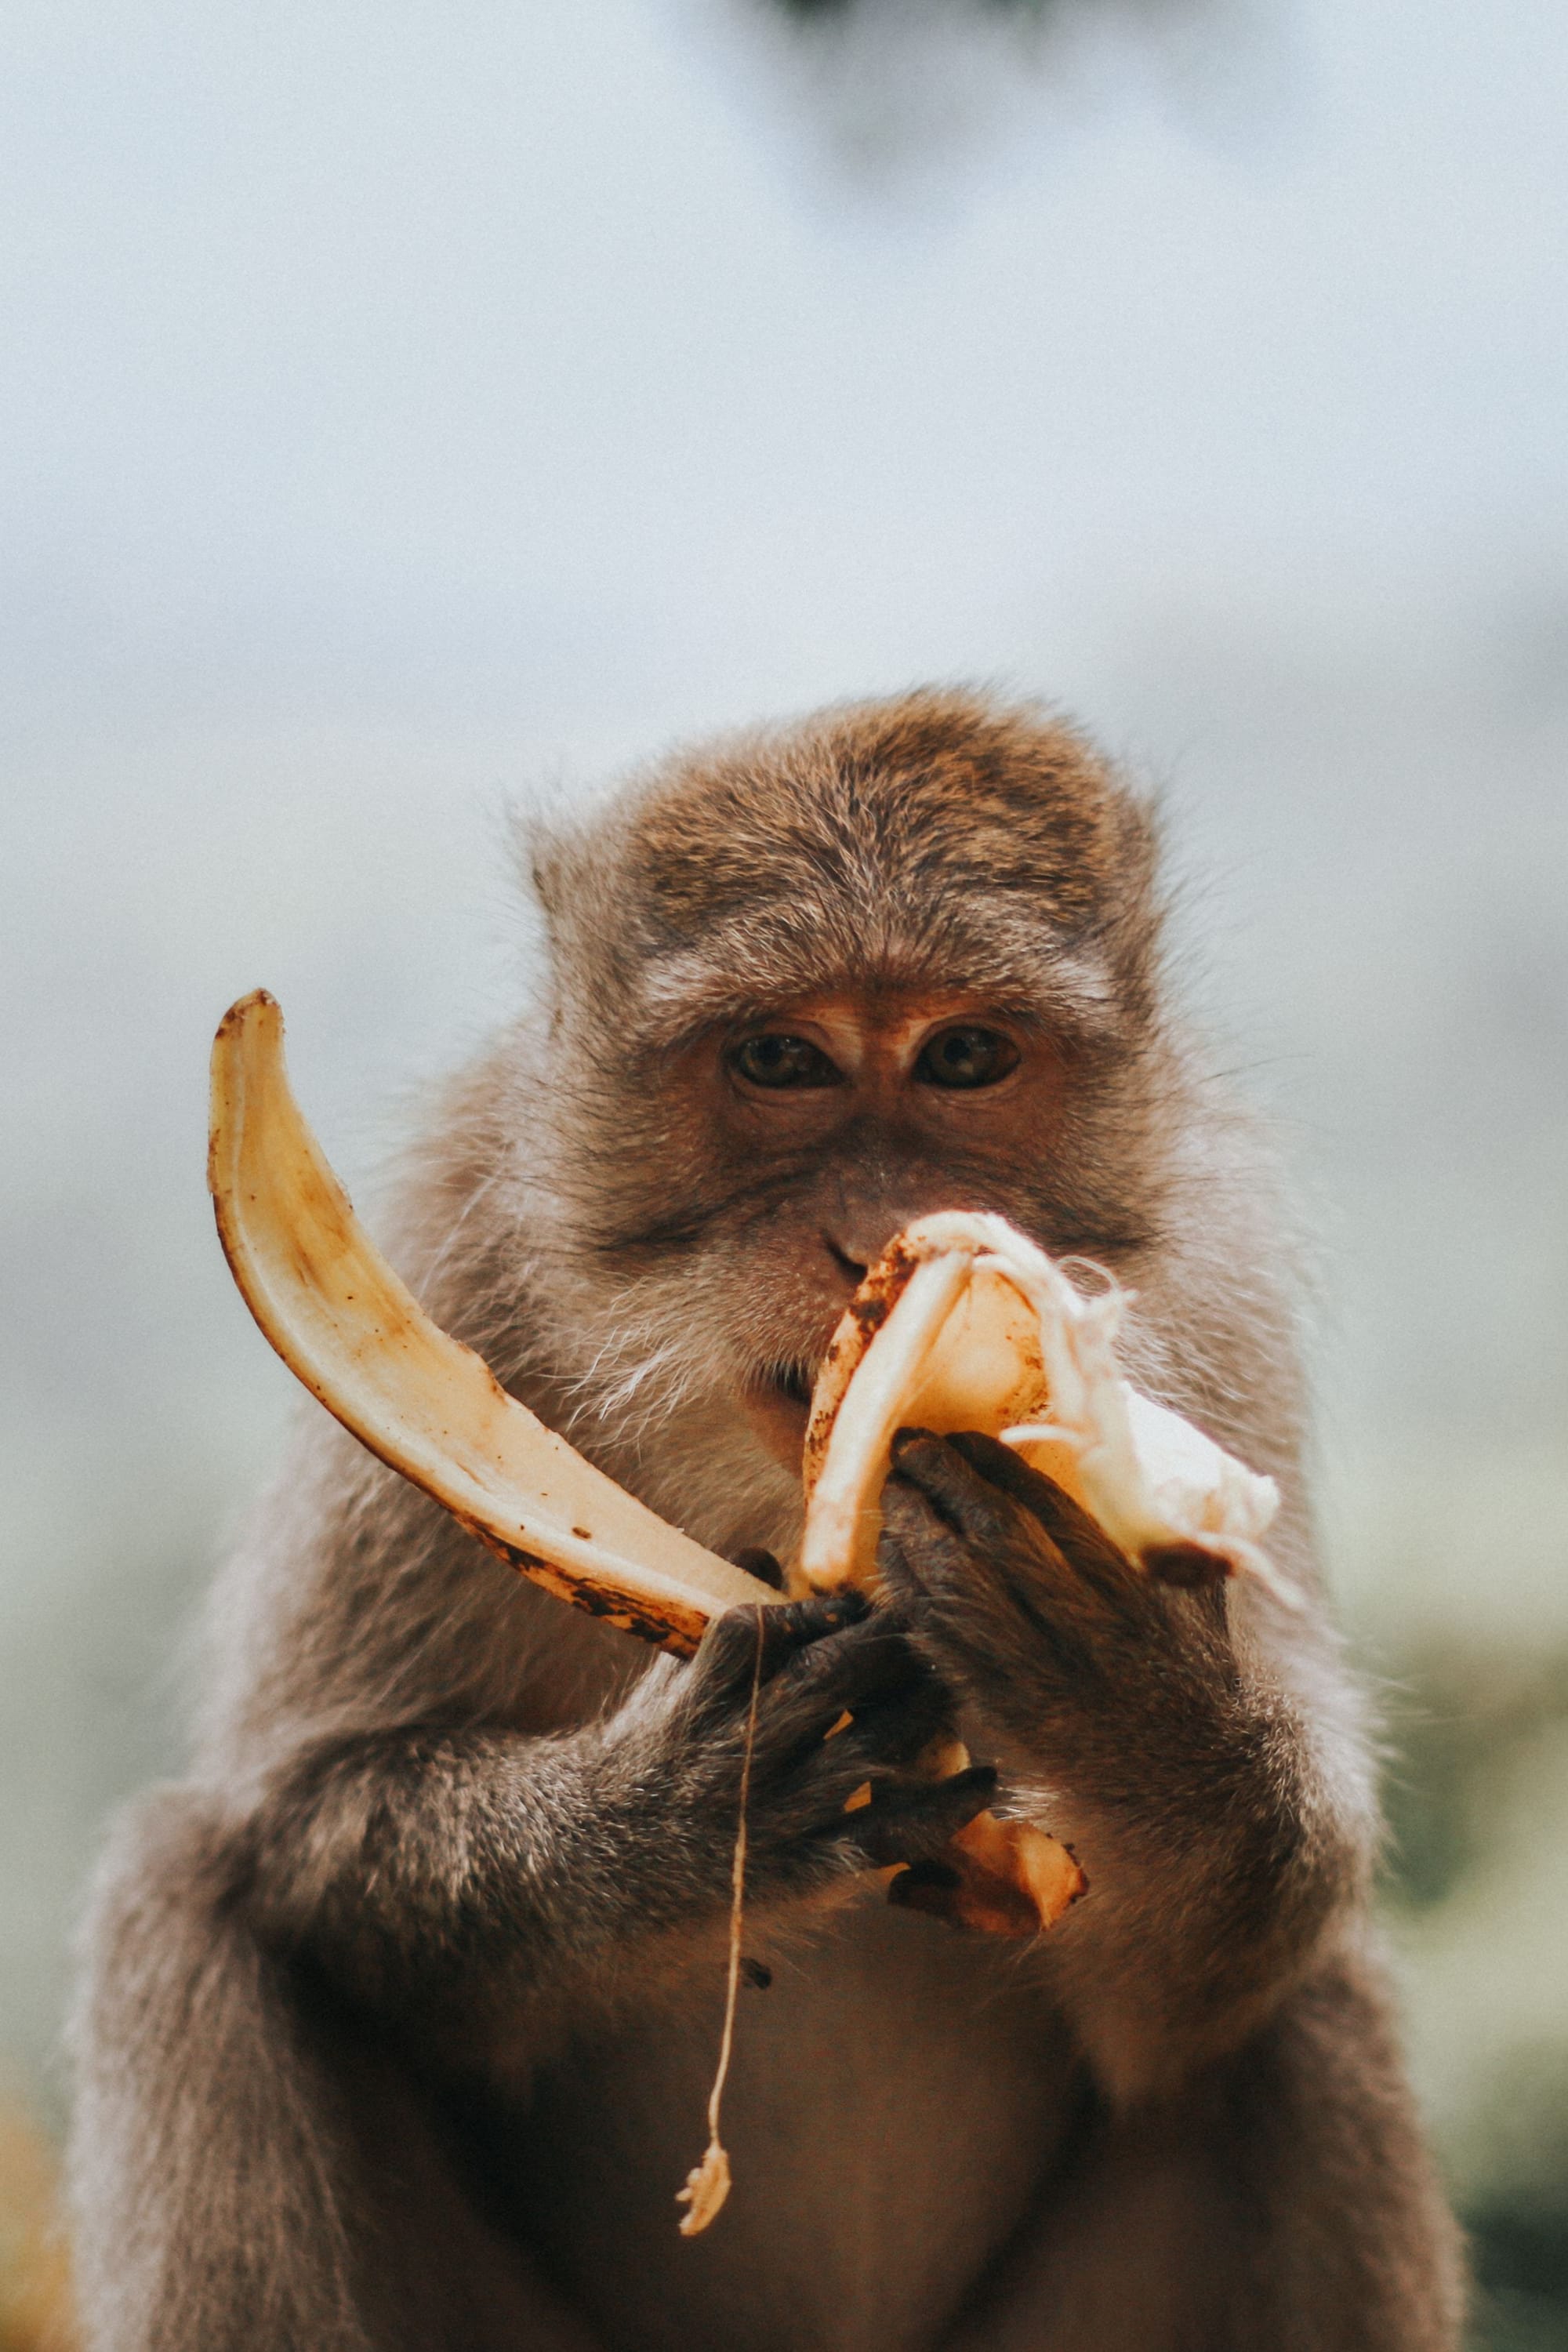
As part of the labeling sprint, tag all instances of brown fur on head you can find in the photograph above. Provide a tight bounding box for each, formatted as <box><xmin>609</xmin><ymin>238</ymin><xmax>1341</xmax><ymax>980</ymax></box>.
<box><xmin>529</xmin><ymin>686</ymin><xmax>1160</xmax><ymax>1045</ymax></box>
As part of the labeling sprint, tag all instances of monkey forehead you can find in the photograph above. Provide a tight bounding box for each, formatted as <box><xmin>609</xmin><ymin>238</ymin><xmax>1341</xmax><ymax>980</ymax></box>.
<box><xmin>529</xmin><ymin>689</ymin><xmax>1156</xmax><ymax>1038</ymax></box>
<box><xmin>626</xmin><ymin>690</ymin><xmax>1147</xmax><ymax>935</ymax></box>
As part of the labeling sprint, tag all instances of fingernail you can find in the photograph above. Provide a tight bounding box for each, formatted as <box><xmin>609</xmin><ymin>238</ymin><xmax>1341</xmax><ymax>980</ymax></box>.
<box><xmin>889</xmin><ymin>1427</ymin><xmax>937</xmax><ymax>1460</ymax></box>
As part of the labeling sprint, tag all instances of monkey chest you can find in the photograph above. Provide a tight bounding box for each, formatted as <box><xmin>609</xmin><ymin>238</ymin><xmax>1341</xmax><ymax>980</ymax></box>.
<box><xmin>510</xmin><ymin>1900</ymin><xmax>1080</xmax><ymax>2352</ymax></box>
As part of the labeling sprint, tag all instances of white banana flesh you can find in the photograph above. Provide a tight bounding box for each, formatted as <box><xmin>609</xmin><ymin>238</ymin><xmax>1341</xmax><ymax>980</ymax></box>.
<box><xmin>798</xmin><ymin>1210</ymin><xmax>1292</xmax><ymax>1608</ymax></box>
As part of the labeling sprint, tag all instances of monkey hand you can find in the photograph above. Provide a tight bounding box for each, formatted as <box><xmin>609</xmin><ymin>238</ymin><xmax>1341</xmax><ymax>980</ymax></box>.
<box><xmin>633</xmin><ymin>1590</ymin><xmax>996</xmax><ymax>1913</ymax></box>
<box><xmin>237</xmin><ymin>1588</ymin><xmax>993</xmax><ymax>2016</ymax></box>
<box><xmin>874</xmin><ymin>1428</ymin><xmax>1364</xmax><ymax>2082</ymax></box>
<box><xmin>875</xmin><ymin>1428</ymin><xmax>1247</xmax><ymax>1791</ymax></box>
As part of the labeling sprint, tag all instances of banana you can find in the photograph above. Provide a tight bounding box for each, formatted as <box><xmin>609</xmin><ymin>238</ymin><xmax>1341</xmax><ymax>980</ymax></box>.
<box><xmin>799</xmin><ymin>1210</ymin><xmax>1293</xmax><ymax>1610</ymax></box>
<box><xmin>208</xmin><ymin>990</ymin><xmax>779</xmax><ymax>1657</ymax></box>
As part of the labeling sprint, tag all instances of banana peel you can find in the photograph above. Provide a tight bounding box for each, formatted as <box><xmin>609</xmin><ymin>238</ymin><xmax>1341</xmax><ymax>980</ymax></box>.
<box><xmin>208</xmin><ymin>991</ymin><xmax>779</xmax><ymax>1656</ymax></box>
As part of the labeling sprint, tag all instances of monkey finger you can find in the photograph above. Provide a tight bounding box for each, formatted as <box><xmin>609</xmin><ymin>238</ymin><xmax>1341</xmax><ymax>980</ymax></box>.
<box><xmin>753</xmin><ymin>1591</ymin><xmax>879</xmax><ymax>1682</ymax></box>
<box><xmin>752</xmin><ymin>1656</ymin><xmax>952</xmax><ymax>1824</ymax></box>
<box><xmin>877</xmin><ymin>1480</ymin><xmax>1096</xmax><ymax>1689</ymax></box>
<box><xmin>940</xmin><ymin>1432</ymin><xmax>1152</xmax><ymax>1610</ymax></box>
<box><xmin>887</xmin><ymin>1434</ymin><xmax>1149</xmax><ymax>1639</ymax></box>
<box><xmin>823</xmin><ymin>1667</ymin><xmax>953</xmax><ymax>1772</ymax></box>
<box><xmin>884</xmin><ymin>1857</ymin><xmax>964</xmax><ymax>1918</ymax></box>
<box><xmin>757</xmin><ymin>1613</ymin><xmax>930</xmax><ymax>1744</ymax></box>
<box><xmin>887</xmin><ymin>1431</ymin><xmax>1025</xmax><ymax>1559</ymax></box>
<box><xmin>728</xmin><ymin>1545</ymin><xmax>787</xmax><ymax>1592</ymax></box>
<box><xmin>837</xmin><ymin>1766</ymin><xmax>998</xmax><ymax>1867</ymax></box>
<box><xmin>876</xmin><ymin>1477</ymin><xmax>1018</xmax><ymax>1623</ymax></box>
<box><xmin>1142</xmin><ymin>1541</ymin><xmax>1230</xmax><ymax>1592</ymax></box>
<box><xmin>771</xmin><ymin>1680</ymin><xmax>954</xmax><ymax>1827</ymax></box>
<box><xmin>687</xmin><ymin>1592</ymin><xmax>869</xmax><ymax>1729</ymax></box>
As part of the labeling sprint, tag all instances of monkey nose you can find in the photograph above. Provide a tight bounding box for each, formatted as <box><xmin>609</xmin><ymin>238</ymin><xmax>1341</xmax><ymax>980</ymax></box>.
<box><xmin>821</xmin><ymin>1214</ymin><xmax>924</xmax><ymax>1281</ymax></box>
<box><xmin>822</xmin><ymin>1185</ymin><xmax>941</xmax><ymax>1282</ymax></box>
<box><xmin>822</xmin><ymin>1232</ymin><xmax>869</xmax><ymax>1281</ymax></box>
<box><xmin>822</xmin><ymin>1196</ymin><xmax>966</xmax><ymax>1285</ymax></box>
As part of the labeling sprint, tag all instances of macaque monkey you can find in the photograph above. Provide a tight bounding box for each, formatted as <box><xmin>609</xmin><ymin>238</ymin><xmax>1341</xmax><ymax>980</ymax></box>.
<box><xmin>70</xmin><ymin>690</ymin><xmax>1463</xmax><ymax>2350</ymax></box>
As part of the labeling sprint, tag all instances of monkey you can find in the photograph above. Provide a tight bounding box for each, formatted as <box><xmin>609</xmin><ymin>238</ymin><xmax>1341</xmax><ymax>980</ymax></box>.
<box><xmin>68</xmin><ymin>688</ymin><xmax>1465</xmax><ymax>2351</ymax></box>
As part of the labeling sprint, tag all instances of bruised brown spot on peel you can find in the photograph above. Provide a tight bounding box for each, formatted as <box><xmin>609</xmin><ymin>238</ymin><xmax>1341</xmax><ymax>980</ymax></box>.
<box><xmin>800</xmin><ymin>1235</ymin><xmax>927</xmax><ymax>1503</ymax></box>
<box><xmin>849</xmin><ymin>1292</ymin><xmax>891</xmax><ymax>1341</ymax></box>
<box><xmin>470</xmin><ymin>1530</ymin><xmax>710</xmax><ymax>1657</ymax></box>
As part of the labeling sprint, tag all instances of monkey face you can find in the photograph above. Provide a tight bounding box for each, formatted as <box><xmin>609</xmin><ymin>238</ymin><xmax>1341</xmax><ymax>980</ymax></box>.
<box><xmin>686</xmin><ymin>989</ymin><xmax>1062</xmax><ymax>1465</ymax></box>
<box><xmin>564</xmin><ymin>975</ymin><xmax>1156</xmax><ymax>1478</ymax></box>
<box><xmin>525</xmin><ymin>691</ymin><xmax>1171</xmax><ymax>1501</ymax></box>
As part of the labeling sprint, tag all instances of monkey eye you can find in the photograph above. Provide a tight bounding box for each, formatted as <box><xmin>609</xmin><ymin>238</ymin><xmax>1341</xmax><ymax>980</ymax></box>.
<box><xmin>913</xmin><ymin>1025</ymin><xmax>1020</xmax><ymax>1091</ymax></box>
<box><xmin>728</xmin><ymin>1033</ymin><xmax>843</xmax><ymax>1090</ymax></box>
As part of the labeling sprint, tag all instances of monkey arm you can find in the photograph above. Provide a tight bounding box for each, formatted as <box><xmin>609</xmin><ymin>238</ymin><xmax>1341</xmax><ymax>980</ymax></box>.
<box><xmin>877</xmin><ymin>1433</ymin><xmax>1377</xmax><ymax>2103</ymax></box>
<box><xmin>234</xmin><ymin>1594</ymin><xmax>995</xmax><ymax>2026</ymax></box>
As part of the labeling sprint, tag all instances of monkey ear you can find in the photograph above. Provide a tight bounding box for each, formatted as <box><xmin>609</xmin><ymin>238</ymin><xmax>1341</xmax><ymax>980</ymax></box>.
<box><xmin>519</xmin><ymin>819</ymin><xmax>575</xmax><ymax>925</ymax></box>
<box><xmin>508</xmin><ymin>788</ymin><xmax>651</xmax><ymax>1034</ymax></box>
<box><xmin>508</xmin><ymin>779</ymin><xmax>626</xmax><ymax>938</ymax></box>
<box><xmin>506</xmin><ymin>796</ymin><xmax>583</xmax><ymax>972</ymax></box>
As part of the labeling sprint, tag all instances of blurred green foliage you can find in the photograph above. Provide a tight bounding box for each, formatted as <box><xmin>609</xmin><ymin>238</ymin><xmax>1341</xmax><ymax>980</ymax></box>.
<box><xmin>1459</xmin><ymin>2045</ymin><xmax>1568</xmax><ymax>2350</ymax></box>
<box><xmin>1377</xmin><ymin>1647</ymin><xmax>1568</xmax><ymax>2350</ymax></box>
<box><xmin>1381</xmin><ymin>1647</ymin><xmax>1568</xmax><ymax>1918</ymax></box>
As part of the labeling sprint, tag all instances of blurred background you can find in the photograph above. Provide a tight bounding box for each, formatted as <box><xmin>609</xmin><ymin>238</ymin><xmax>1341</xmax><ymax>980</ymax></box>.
<box><xmin>2</xmin><ymin>0</ymin><xmax>1564</xmax><ymax>2343</ymax></box>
